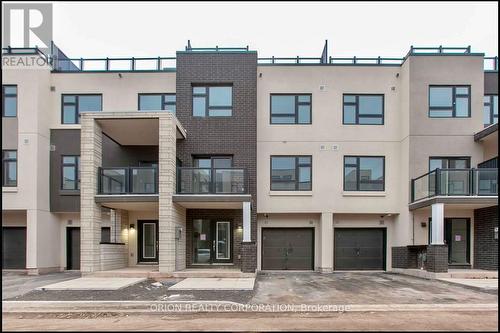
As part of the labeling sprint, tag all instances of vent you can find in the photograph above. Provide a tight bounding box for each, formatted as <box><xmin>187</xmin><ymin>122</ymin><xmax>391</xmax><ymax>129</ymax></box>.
<box><xmin>50</xmin><ymin>144</ymin><xmax>56</xmax><ymax>151</ymax></box>
<box><xmin>50</xmin><ymin>86</ymin><xmax>56</xmax><ymax>92</ymax></box>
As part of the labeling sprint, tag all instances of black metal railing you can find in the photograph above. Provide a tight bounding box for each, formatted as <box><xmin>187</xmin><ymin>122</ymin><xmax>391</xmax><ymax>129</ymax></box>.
<box><xmin>98</xmin><ymin>167</ymin><xmax>158</xmax><ymax>195</ymax></box>
<box><xmin>411</xmin><ymin>168</ymin><xmax>498</xmax><ymax>202</ymax></box>
<box><xmin>176</xmin><ymin>167</ymin><xmax>247</xmax><ymax>194</ymax></box>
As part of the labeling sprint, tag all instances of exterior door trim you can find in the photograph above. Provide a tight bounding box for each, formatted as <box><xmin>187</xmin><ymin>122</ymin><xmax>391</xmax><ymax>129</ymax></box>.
<box><xmin>137</xmin><ymin>220</ymin><xmax>159</xmax><ymax>263</ymax></box>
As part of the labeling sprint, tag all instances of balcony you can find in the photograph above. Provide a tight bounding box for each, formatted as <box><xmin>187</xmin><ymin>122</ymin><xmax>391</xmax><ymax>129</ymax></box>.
<box><xmin>98</xmin><ymin>167</ymin><xmax>158</xmax><ymax>195</ymax></box>
<box><xmin>176</xmin><ymin>167</ymin><xmax>247</xmax><ymax>194</ymax></box>
<box><xmin>410</xmin><ymin>168</ymin><xmax>498</xmax><ymax>209</ymax></box>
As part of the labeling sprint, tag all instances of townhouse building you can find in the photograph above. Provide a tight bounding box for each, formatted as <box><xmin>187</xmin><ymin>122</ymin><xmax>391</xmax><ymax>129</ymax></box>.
<box><xmin>2</xmin><ymin>42</ymin><xmax>498</xmax><ymax>276</ymax></box>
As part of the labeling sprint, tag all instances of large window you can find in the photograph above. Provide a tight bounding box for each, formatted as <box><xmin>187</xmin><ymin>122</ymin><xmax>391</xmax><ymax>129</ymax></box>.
<box><xmin>270</xmin><ymin>94</ymin><xmax>311</xmax><ymax>124</ymax></box>
<box><xmin>193</xmin><ymin>86</ymin><xmax>232</xmax><ymax>117</ymax></box>
<box><xmin>429</xmin><ymin>157</ymin><xmax>470</xmax><ymax>171</ymax></box>
<box><xmin>138</xmin><ymin>93</ymin><xmax>176</xmax><ymax>113</ymax></box>
<box><xmin>2</xmin><ymin>150</ymin><xmax>17</xmax><ymax>187</ymax></box>
<box><xmin>344</xmin><ymin>156</ymin><xmax>385</xmax><ymax>191</ymax></box>
<box><xmin>271</xmin><ymin>156</ymin><xmax>312</xmax><ymax>191</ymax></box>
<box><xmin>343</xmin><ymin>94</ymin><xmax>384</xmax><ymax>125</ymax></box>
<box><xmin>483</xmin><ymin>95</ymin><xmax>498</xmax><ymax>127</ymax></box>
<box><xmin>429</xmin><ymin>85</ymin><xmax>470</xmax><ymax>118</ymax></box>
<box><xmin>61</xmin><ymin>155</ymin><xmax>80</xmax><ymax>190</ymax></box>
<box><xmin>2</xmin><ymin>85</ymin><xmax>17</xmax><ymax>117</ymax></box>
<box><xmin>62</xmin><ymin>94</ymin><xmax>102</xmax><ymax>124</ymax></box>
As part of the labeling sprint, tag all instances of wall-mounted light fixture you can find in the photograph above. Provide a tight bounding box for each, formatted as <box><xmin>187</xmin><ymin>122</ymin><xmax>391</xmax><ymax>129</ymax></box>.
<box><xmin>129</xmin><ymin>224</ymin><xmax>135</xmax><ymax>230</ymax></box>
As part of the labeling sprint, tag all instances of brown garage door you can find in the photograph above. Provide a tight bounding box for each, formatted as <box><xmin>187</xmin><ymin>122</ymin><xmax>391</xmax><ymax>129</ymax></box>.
<box><xmin>262</xmin><ymin>228</ymin><xmax>314</xmax><ymax>270</ymax></box>
<box><xmin>334</xmin><ymin>228</ymin><xmax>386</xmax><ymax>270</ymax></box>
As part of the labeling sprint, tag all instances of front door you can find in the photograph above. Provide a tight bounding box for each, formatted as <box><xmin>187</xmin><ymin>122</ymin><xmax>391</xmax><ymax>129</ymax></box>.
<box><xmin>192</xmin><ymin>219</ymin><xmax>232</xmax><ymax>264</ymax></box>
<box><xmin>66</xmin><ymin>227</ymin><xmax>80</xmax><ymax>270</ymax></box>
<box><xmin>138</xmin><ymin>220</ymin><xmax>159</xmax><ymax>263</ymax></box>
<box><xmin>445</xmin><ymin>218</ymin><xmax>471</xmax><ymax>266</ymax></box>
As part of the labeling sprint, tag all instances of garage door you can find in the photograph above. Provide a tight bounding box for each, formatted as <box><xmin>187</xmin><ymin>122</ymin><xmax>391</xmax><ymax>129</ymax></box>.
<box><xmin>2</xmin><ymin>227</ymin><xmax>26</xmax><ymax>269</ymax></box>
<box><xmin>334</xmin><ymin>228</ymin><xmax>385</xmax><ymax>270</ymax></box>
<box><xmin>262</xmin><ymin>228</ymin><xmax>314</xmax><ymax>270</ymax></box>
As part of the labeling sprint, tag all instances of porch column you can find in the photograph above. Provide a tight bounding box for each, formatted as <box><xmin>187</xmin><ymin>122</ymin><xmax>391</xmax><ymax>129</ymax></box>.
<box><xmin>431</xmin><ymin>203</ymin><xmax>445</xmax><ymax>245</ymax></box>
<box><xmin>80</xmin><ymin>116</ymin><xmax>103</xmax><ymax>273</ymax></box>
<box><xmin>320</xmin><ymin>212</ymin><xmax>333</xmax><ymax>273</ymax></box>
<box><xmin>243</xmin><ymin>201</ymin><xmax>251</xmax><ymax>242</ymax></box>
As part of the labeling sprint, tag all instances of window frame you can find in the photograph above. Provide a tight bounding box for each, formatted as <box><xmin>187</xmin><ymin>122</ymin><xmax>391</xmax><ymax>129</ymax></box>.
<box><xmin>61</xmin><ymin>94</ymin><xmax>103</xmax><ymax>124</ymax></box>
<box><xmin>2</xmin><ymin>150</ymin><xmax>17</xmax><ymax>187</ymax></box>
<box><xmin>343</xmin><ymin>155</ymin><xmax>386</xmax><ymax>192</ymax></box>
<box><xmin>428</xmin><ymin>85</ymin><xmax>471</xmax><ymax>118</ymax></box>
<box><xmin>483</xmin><ymin>94</ymin><xmax>498</xmax><ymax>127</ymax></box>
<box><xmin>429</xmin><ymin>156</ymin><xmax>471</xmax><ymax>171</ymax></box>
<box><xmin>2</xmin><ymin>85</ymin><xmax>18</xmax><ymax>118</ymax></box>
<box><xmin>270</xmin><ymin>155</ymin><xmax>312</xmax><ymax>191</ymax></box>
<box><xmin>193</xmin><ymin>155</ymin><xmax>233</xmax><ymax>169</ymax></box>
<box><xmin>192</xmin><ymin>85</ymin><xmax>233</xmax><ymax>117</ymax></box>
<box><xmin>269</xmin><ymin>93</ymin><xmax>312</xmax><ymax>125</ymax></box>
<box><xmin>61</xmin><ymin>155</ymin><xmax>80</xmax><ymax>191</ymax></box>
<box><xmin>342</xmin><ymin>94</ymin><xmax>384</xmax><ymax>125</ymax></box>
<box><xmin>138</xmin><ymin>93</ymin><xmax>176</xmax><ymax>112</ymax></box>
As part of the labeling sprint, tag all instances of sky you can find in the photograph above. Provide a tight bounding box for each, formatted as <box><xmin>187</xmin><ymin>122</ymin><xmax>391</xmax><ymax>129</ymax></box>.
<box><xmin>45</xmin><ymin>1</ymin><xmax>499</xmax><ymax>58</ymax></box>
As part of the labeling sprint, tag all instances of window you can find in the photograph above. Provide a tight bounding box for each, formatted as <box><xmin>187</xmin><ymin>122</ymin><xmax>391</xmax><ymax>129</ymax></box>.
<box><xmin>101</xmin><ymin>227</ymin><xmax>111</xmax><ymax>243</ymax></box>
<box><xmin>194</xmin><ymin>156</ymin><xmax>233</xmax><ymax>169</ymax></box>
<box><xmin>138</xmin><ymin>93</ymin><xmax>176</xmax><ymax>113</ymax></box>
<box><xmin>2</xmin><ymin>150</ymin><xmax>17</xmax><ymax>187</ymax></box>
<box><xmin>271</xmin><ymin>156</ymin><xmax>312</xmax><ymax>191</ymax></box>
<box><xmin>2</xmin><ymin>85</ymin><xmax>17</xmax><ymax>117</ymax></box>
<box><xmin>344</xmin><ymin>156</ymin><xmax>385</xmax><ymax>191</ymax></box>
<box><xmin>61</xmin><ymin>156</ymin><xmax>80</xmax><ymax>190</ymax></box>
<box><xmin>192</xmin><ymin>86</ymin><xmax>232</xmax><ymax>117</ymax></box>
<box><xmin>343</xmin><ymin>94</ymin><xmax>384</xmax><ymax>125</ymax></box>
<box><xmin>270</xmin><ymin>94</ymin><xmax>311</xmax><ymax>124</ymax></box>
<box><xmin>429</xmin><ymin>86</ymin><xmax>470</xmax><ymax>118</ymax></box>
<box><xmin>62</xmin><ymin>94</ymin><xmax>102</xmax><ymax>124</ymax></box>
<box><xmin>483</xmin><ymin>95</ymin><xmax>498</xmax><ymax>127</ymax></box>
<box><xmin>429</xmin><ymin>157</ymin><xmax>470</xmax><ymax>171</ymax></box>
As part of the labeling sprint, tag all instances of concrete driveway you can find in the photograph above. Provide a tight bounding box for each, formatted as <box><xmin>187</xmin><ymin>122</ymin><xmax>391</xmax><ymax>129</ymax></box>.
<box><xmin>2</xmin><ymin>271</ymin><xmax>81</xmax><ymax>300</ymax></box>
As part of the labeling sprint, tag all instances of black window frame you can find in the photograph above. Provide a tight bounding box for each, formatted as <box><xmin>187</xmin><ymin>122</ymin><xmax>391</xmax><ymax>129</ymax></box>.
<box><xmin>193</xmin><ymin>155</ymin><xmax>233</xmax><ymax>168</ymax></box>
<box><xmin>61</xmin><ymin>155</ymin><xmax>81</xmax><ymax>190</ymax></box>
<box><xmin>428</xmin><ymin>85</ymin><xmax>471</xmax><ymax>118</ymax></box>
<box><xmin>61</xmin><ymin>94</ymin><xmax>103</xmax><ymax>124</ymax></box>
<box><xmin>2</xmin><ymin>150</ymin><xmax>17</xmax><ymax>187</ymax></box>
<box><xmin>270</xmin><ymin>155</ymin><xmax>312</xmax><ymax>191</ymax></box>
<box><xmin>483</xmin><ymin>94</ymin><xmax>498</xmax><ymax>127</ymax></box>
<box><xmin>101</xmin><ymin>227</ymin><xmax>111</xmax><ymax>243</ymax></box>
<box><xmin>342</xmin><ymin>94</ymin><xmax>384</xmax><ymax>125</ymax></box>
<box><xmin>192</xmin><ymin>85</ymin><xmax>233</xmax><ymax>117</ymax></box>
<box><xmin>138</xmin><ymin>93</ymin><xmax>176</xmax><ymax>113</ymax></box>
<box><xmin>343</xmin><ymin>156</ymin><xmax>385</xmax><ymax>192</ymax></box>
<box><xmin>270</xmin><ymin>93</ymin><xmax>312</xmax><ymax>125</ymax></box>
<box><xmin>2</xmin><ymin>85</ymin><xmax>18</xmax><ymax>117</ymax></box>
<box><xmin>429</xmin><ymin>156</ymin><xmax>471</xmax><ymax>171</ymax></box>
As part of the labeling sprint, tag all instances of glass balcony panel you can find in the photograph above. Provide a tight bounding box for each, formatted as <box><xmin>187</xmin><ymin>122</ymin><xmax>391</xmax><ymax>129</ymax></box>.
<box><xmin>439</xmin><ymin>170</ymin><xmax>470</xmax><ymax>195</ymax></box>
<box><xmin>413</xmin><ymin>170</ymin><xmax>437</xmax><ymax>201</ymax></box>
<box><xmin>476</xmin><ymin>169</ymin><xmax>498</xmax><ymax>195</ymax></box>
<box><xmin>215</xmin><ymin>169</ymin><xmax>245</xmax><ymax>193</ymax></box>
<box><xmin>177</xmin><ymin>167</ymin><xmax>246</xmax><ymax>194</ymax></box>
<box><xmin>101</xmin><ymin>169</ymin><xmax>126</xmax><ymax>194</ymax></box>
<box><xmin>131</xmin><ymin>168</ymin><xmax>156</xmax><ymax>194</ymax></box>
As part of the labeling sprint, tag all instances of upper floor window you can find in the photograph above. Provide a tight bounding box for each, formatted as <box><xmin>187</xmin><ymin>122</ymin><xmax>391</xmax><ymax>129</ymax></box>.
<box><xmin>271</xmin><ymin>156</ymin><xmax>312</xmax><ymax>191</ymax></box>
<box><xmin>194</xmin><ymin>156</ymin><xmax>233</xmax><ymax>168</ymax></box>
<box><xmin>429</xmin><ymin>85</ymin><xmax>470</xmax><ymax>118</ymax></box>
<box><xmin>139</xmin><ymin>93</ymin><xmax>176</xmax><ymax>113</ymax></box>
<box><xmin>62</xmin><ymin>94</ymin><xmax>102</xmax><ymax>124</ymax></box>
<box><xmin>429</xmin><ymin>157</ymin><xmax>470</xmax><ymax>171</ymax></box>
<box><xmin>483</xmin><ymin>95</ymin><xmax>498</xmax><ymax>127</ymax></box>
<box><xmin>61</xmin><ymin>155</ymin><xmax>80</xmax><ymax>190</ymax></box>
<box><xmin>344</xmin><ymin>156</ymin><xmax>385</xmax><ymax>191</ymax></box>
<box><xmin>2</xmin><ymin>150</ymin><xmax>17</xmax><ymax>187</ymax></box>
<box><xmin>193</xmin><ymin>86</ymin><xmax>232</xmax><ymax>117</ymax></box>
<box><xmin>343</xmin><ymin>94</ymin><xmax>384</xmax><ymax>125</ymax></box>
<box><xmin>270</xmin><ymin>94</ymin><xmax>311</xmax><ymax>124</ymax></box>
<box><xmin>2</xmin><ymin>85</ymin><xmax>17</xmax><ymax>117</ymax></box>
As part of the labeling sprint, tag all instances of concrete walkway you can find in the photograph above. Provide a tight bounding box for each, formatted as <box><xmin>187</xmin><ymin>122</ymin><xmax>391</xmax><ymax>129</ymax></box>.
<box><xmin>168</xmin><ymin>277</ymin><xmax>255</xmax><ymax>291</ymax></box>
<box><xmin>2</xmin><ymin>271</ymin><xmax>81</xmax><ymax>300</ymax></box>
<box><xmin>437</xmin><ymin>278</ymin><xmax>498</xmax><ymax>291</ymax></box>
<box><xmin>37</xmin><ymin>277</ymin><xmax>146</xmax><ymax>291</ymax></box>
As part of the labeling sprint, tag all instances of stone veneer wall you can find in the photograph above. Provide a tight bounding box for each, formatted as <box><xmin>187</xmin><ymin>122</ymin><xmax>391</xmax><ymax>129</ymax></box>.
<box><xmin>173</xmin><ymin>203</ymin><xmax>187</xmax><ymax>271</ymax></box>
<box><xmin>426</xmin><ymin>245</ymin><xmax>448</xmax><ymax>273</ymax></box>
<box><xmin>99</xmin><ymin>244</ymin><xmax>127</xmax><ymax>270</ymax></box>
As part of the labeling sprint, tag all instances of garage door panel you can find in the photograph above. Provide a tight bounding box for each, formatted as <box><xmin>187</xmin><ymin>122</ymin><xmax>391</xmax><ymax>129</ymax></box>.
<box><xmin>334</xmin><ymin>228</ymin><xmax>385</xmax><ymax>271</ymax></box>
<box><xmin>262</xmin><ymin>228</ymin><xmax>314</xmax><ymax>270</ymax></box>
<box><xmin>2</xmin><ymin>227</ymin><xmax>26</xmax><ymax>269</ymax></box>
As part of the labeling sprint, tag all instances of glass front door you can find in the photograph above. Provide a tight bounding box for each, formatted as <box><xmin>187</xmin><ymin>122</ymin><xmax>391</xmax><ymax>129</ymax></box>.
<box><xmin>193</xmin><ymin>219</ymin><xmax>232</xmax><ymax>264</ymax></box>
<box><xmin>138</xmin><ymin>220</ymin><xmax>158</xmax><ymax>262</ymax></box>
<box><xmin>445</xmin><ymin>218</ymin><xmax>470</xmax><ymax>265</ymax></box>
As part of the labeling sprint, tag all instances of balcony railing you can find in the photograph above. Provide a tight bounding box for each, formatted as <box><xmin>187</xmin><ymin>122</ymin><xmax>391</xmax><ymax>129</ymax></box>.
<box><xmin>177</xmin><ymin>167</ymin><xmax>247</xmax><ymax>194</ymax></box>
<box><xmin>98</xmin><ymin>167</ymin><xmax>158</xmax><ymax>195</ymax></box>
<box><xmin>411</xmin><ymin>168</ymin><xmax>498</xmax><ymax>202</ymax></box>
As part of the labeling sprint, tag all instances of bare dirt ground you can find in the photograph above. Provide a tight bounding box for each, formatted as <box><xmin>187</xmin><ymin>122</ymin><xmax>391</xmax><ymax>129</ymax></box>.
<box><xmin>2</xmin><ymin>311</ymin><xmax>498</xmax><ymax>331</ymax></box>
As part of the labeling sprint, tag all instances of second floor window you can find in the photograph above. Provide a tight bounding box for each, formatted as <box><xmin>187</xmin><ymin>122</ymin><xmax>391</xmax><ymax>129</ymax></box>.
<box><xmin>62</xmin><ymin>155</ymin><xmax>80</xmax><ymax>190</ymax></box>
<box><xmin>344</xmin><ymin>156</ymin><xmax>385</xmax><ymax>191</ymax></box>
<box><xmin>429</xmin><ymin>85</ymin><xmax>470</xmax><ymax>118</ymax></box>
<box><xmin>270</xmin><ymin>94</ymin><xmax>311</xmax><ymax>124</ymax></box>
<box><xmin>62</xmin><ymin>94</ymin><xmax>102</xmax><ymax>124</ymax></box>
<box><xmin>139</xmin><ymin>93</ymin><xmax>176</xmax><ymax>113</ymax></box>
<box><xmin>343</xmin><ymin>94</ymin><xmax>384</xmax><ymax>125</ymax></box>
<box><xmin>429</xmin><ymin>157</ymin><xmax>470</xmax><ymax>171</ymax></box>
<box><xmin>271</xmin><ymin>156</ymin><xmax>312</xmax><ymax>191</ymax></box>
<box><xmin>483</xmin><ymin>95</ymin><xmax>498</xmax><ymax>127</ymax></box>
<box><xmin>2</xmin><ymin>150</ymin><xmax>17</xmax><ymax>187</ymax></box>
<box><xmin>193</xmin><ymin>86</ymin><xmax>232</xmax><ymax>117</ymax></box>
<box><xmin>2</xmin><ymin>85</ymin><xmax>17</xmax><ymax>117</ymax></box>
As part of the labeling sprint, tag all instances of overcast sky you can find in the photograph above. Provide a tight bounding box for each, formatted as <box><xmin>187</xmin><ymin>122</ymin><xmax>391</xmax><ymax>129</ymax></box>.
<box><xmin>49</xmin><ymin>1</ymin><xmax>498</xmax><ymax>58</ymax></box>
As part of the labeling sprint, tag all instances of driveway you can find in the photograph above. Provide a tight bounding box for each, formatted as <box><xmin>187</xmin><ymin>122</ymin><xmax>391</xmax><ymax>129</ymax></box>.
<box><xmin>2</xmin><ymin>271</ymin><xmax>81</xmax><ymax>300</ymax></box>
